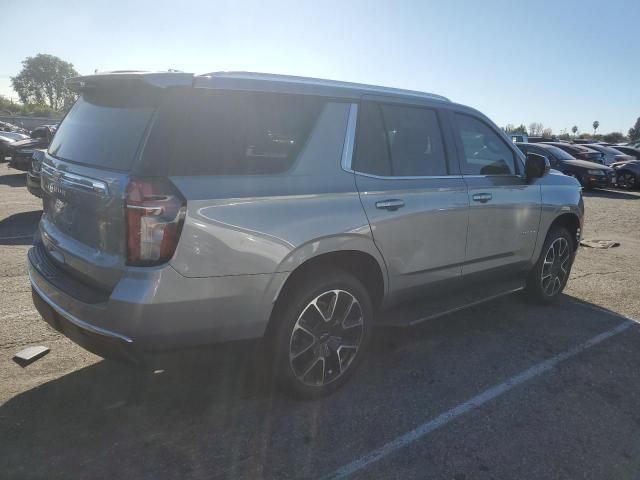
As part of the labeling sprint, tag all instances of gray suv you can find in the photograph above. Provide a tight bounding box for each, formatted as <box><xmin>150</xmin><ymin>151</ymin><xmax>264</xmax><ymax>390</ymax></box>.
<box><xmin>28</xmin><ymin>71</ymin><xmax>583</xmax><ymax>398</ymax></box>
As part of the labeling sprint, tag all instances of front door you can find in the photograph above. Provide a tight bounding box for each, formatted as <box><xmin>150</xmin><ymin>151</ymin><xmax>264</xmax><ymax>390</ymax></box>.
<box><xmin>351</xmin><ymin>100</ymin><xmax>469</xmax><ymax>302</ymax></box>
<box><xmin>450</xmin><ymin>112</ymin><xmax>541</xmax><ymax>292</ymax></box>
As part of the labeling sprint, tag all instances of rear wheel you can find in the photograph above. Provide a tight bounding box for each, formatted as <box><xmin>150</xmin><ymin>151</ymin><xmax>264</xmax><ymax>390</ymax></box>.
<box><xmin>270</xmin><ymin>269</ymin><xmax>373</xmax><ymax>399</ymax></box>
<box><xmin>525</xmin><ymin>227</ymin><xmax>574</xmax><ymax>303</ymax></box>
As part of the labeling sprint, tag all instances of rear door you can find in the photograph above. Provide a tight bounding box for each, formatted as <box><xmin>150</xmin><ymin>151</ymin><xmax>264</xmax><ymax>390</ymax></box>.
<box><xmin>351</xmin><ymin>99</ymin><xmax>468</xmax><ymax>302</ymax></box>
<box><xmin>450</xmin><ymin>111</ymin><xmax>541</xmax><ymax>292</ymax></box>
<box><xmin>39</xmin><ymin>87</ymin><xmax>160</xmax><ymax>291</ymax></box>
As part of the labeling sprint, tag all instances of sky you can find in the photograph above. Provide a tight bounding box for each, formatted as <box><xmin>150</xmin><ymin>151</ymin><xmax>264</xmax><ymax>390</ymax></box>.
<box><xmin>2</xmin><ymin>0</ymin><xmax>638</xmax><ymax>134</ymax></box>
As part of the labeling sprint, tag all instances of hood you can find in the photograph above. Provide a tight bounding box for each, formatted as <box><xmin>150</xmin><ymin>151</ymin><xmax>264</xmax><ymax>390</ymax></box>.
<box><xmin>9</xmin><ymin>137</ymin><xmax>48</xmax><ymax>150</ymax></box>
<box><xmin>561</xmin><ymin>159</ymin><xmax>612</xmax><ymax>171</ymax></box>
<box><xmin>611</xmin><ymin>160</ymin><xmax>640</xmax><ymax>171</ymax></box>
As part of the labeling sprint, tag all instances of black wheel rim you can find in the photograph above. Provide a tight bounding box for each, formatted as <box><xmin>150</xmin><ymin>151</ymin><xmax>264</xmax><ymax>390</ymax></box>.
<box><xmin>541</xmin><ymin>237</ymin><xmax>571</xmax><ymax>296</ymax></box>
<box><xmin>289</xmin><ymin>290</ymin><xmax>364</xmax><ymax>387</ymax></box>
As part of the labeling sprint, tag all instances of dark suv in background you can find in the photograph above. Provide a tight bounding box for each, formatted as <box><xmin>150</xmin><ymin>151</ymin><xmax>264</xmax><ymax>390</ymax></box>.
<box><xmin>516</xmin><ymin>142</ymin><xmax>614</xmax><ymax>189</ymax></box>
<box><xmin>541</xmin><ymin>142</ymin><xmax>604</xmax><ymax>164</ymax></box>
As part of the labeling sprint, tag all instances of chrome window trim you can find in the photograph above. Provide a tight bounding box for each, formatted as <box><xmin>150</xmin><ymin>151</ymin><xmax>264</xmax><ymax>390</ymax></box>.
<box><xmin>341</xmin><ymin>103</ymin><xmax>358</xmax><ymax>172</ymax></box>
<box><xmin>355</xmin><ymin>172</ymin><xmax>464</xmax><ymax>180</ymax></box>
<box><xmin>462</xmin><ymin>174</ymin><xmax>526</xmax><ymax>179</ymax></box>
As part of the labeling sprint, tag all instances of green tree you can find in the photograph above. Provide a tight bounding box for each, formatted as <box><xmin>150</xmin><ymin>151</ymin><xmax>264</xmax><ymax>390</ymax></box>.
<box><xmin>592</xmin><ymin>120</ymin><xmax>599</xmax><ymax>135</ymax></box>
<box><xmin>572</xmin><ymin>125</ymin><xmax>578</xmax><ymax>137</ymax></box>
<box><xmin>629</xmin><ymin>117</ymin><xmax>640</xmax><ymax>142</ymax></box>
<box><xmin>0</xmin><ymin>95</ymin><xmax>20</xmax><ymax>114</ymax></box>
<box><xmin>11</xmin><ymin>54</ymin><xmax>78</xmax><ymax>111</ymax></box>
<box><xmin>504</xmin><ymin>124</ymin><xmax>527</xmax><ymax>134</ymax></box>
<box><xmin>602</xmin><ymin>132</ymin><xmax>626</xmax><ymax>144</ymax></box>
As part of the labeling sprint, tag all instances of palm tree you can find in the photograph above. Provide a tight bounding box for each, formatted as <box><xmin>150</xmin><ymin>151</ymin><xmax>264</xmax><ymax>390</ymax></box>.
<box><xmin>572</xmin><ymin>125</ymin><xmax>578</xmax><ymax>137</ymax></box>
<box><xmin>593</xmin><ymin>120</ymin><xmax>600</xmax><ymax>136</ymax></box>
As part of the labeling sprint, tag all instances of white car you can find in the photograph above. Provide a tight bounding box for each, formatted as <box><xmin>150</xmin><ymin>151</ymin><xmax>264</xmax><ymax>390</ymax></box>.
<box><xmin>0</xmin><ymin>131</ymin><xmax>29</xmax><ymax>141</ymax></box>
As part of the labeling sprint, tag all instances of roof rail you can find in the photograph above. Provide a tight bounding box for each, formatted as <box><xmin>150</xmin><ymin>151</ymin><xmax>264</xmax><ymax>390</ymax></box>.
<box><xmin>199</xmin><ymin>71</ymin><xmax>450</xmax><ymax>102</ymax></box>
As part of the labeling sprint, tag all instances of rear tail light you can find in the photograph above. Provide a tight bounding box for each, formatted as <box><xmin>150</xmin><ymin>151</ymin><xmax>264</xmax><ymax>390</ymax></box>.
<box><xmin>125</xmin><ymin>177</ymin><xmax>186</xmax><ymax>266</ymax></box>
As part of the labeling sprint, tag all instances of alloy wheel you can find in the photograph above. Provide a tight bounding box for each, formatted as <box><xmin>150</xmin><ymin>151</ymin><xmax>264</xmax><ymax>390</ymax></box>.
<box><xmin>541</xmin><ymin>237</ymin><xmax>571</xmax><ymax>297</ymax></box>
<box><xmin>289</xmin><ymin>290</ymin><xmax>364</xmax><ymax>387</ymax></box>
<box><xmin>618</xmin><ymin>173</ymin><xmax>635</xmax><ymax>190</ymax></box>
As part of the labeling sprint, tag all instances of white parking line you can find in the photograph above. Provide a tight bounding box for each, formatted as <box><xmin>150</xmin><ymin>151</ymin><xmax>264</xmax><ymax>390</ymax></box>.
<box><xmin>322</xmin><ymin>319</ymin><xmax>635</xmax><ymax>480</ymax></box>
<box><xmin>0</xmin><ymin>234</ymin><xmax>33</xmax><ymax>241</ymax></box>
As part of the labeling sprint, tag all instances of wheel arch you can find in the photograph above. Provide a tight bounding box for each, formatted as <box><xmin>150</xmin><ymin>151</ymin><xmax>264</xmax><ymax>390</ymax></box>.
<box><xmin>266</xmin><ymin>247</ymin><xmax>387</xmax><ymax>338</ymax></box>
<box><xmin>547</xmin><ymin>212</ymin><xmax>581</xmax><ymax>251</ymax></box>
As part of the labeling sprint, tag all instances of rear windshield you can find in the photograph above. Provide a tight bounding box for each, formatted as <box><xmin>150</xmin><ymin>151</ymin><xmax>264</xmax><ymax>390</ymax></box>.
<box><xmin>590</xmin><ymin>145</ymin><xmax>624</xmax><ymax>155</ymax></box>
<box><xmin>542</xmin><ymin>145</ymin><xmax>574</xmax><ymax>160</ymax></box>
<box><xmin>48</xmin><ymin>89</ymin><xmax>158</xmax><ymax>171</ymax></box>
<box><xmin>142</xmin><ymin>90</ymin><xmax>326</xmax><ymax>176</ymax></box>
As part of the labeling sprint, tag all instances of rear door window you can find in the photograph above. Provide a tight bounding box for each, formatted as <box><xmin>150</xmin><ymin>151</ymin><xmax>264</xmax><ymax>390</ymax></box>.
<box><xmin>153</xmin><ymin>91</ymin><xmax>325</xmax><ymax>176</ymax></box>
<box><xmin>353</xmin><ymin>101</ymin><xmax>448</xmax><ymax>177</ymax></box>
<box><xmin>453</xmin><ymin>113</ymin><xmax>517</xmax><ymax>175</ymax></box>
<box><xmin>48</xmin><ymin>89</ymin><xmax>159</xmax><ymax>171</ymax></box>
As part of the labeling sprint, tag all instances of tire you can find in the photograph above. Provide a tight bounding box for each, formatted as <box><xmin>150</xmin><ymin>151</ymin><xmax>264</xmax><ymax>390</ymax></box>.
<box><xmin>617</xmin><ymin>171</ymin><xmax>636</xmax><ymax>190</ymax></box>
<box><xmin>269</xmin><ymin>268</ymin><xmax>373</xmax><ymax>399</ymax></box>
<box><xmin>525</xmin><ymin>227</ymin><xmax>575</xmax><ymax>303</ymax></box>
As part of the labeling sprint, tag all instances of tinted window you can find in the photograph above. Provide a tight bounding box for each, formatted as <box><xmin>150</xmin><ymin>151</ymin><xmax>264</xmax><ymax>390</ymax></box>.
<box><xmin>49</xmin><ymin>90</ymin><xmax>158</xmax><ymax>171</ymax></box>
<box><xmin>156</xmin><ymin>91</ymin><xmax>324</xmax><ymax>176</ymax></box>
<box><xmin>542</xmin><ymin>145</ymin><xmax>574</xmax><ymax>160</ymax></box>
<box><xmin>352</xmin><ymin>101</ymin><xmax>391</xmax><ymax>176</ymax></box>
<box><xmin>454</xmin><ymin>114</ymin><xmax>516</xmax><ymax>175</ymax></box>
<box><xmin>353</xmin><ymin>101</ymin><xmax>447</xmax><ymax>176</ymax></box>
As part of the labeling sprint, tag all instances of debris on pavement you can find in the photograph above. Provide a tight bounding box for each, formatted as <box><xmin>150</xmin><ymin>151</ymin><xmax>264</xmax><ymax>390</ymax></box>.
<box><xmin>580</xmin><ymin>239</ymin><xmax>620</xmax><ymax>249</ymax></box>
<box><xmin>13</xmin><ymin>346</ymin><xmax>50</xmax><ymax>367</ymax></box>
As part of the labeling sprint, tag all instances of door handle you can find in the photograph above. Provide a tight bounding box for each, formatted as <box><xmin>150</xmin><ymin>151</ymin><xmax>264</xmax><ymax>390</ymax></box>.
<box><xmin>472</xmin><ymin>193</ymin><xmax>492</xmax><ymax>203</ymax></box>
<box><xmin>375</xmin><ymin>199</ymin><xmax>405</xmax><ymax>211</ymax></box>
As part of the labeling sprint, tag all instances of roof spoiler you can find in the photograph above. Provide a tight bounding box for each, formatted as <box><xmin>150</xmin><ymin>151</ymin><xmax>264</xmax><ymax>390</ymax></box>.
<box><xmin>65</xmin><ymin>71</ymin><xmax>194</xmax><ymax>93</ymax></box>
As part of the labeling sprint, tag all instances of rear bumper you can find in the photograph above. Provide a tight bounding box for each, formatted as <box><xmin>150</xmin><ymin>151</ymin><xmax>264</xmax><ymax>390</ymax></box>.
<box><xmin>28</xmin><ymin>243</ymin><xmax>286</xmax><ymax>359</ymax></box>
<box><xmin>31</xmin><ymin>281</ymin><xmax>137</xmax><ymax>363</ymax></box>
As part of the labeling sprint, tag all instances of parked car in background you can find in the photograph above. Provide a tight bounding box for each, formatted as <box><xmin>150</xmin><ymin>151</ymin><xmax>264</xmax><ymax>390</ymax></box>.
<box><xmin>607</xmin><ymin>145</ymin><xmax>640</xmax><ymax>160</ymax></box>
<box><xmin>27</xmin><ymin>149</ymin><xmax>46</xmax><ymax>198</ymax></box>
<box><xmin>506</xmin><ymin>132</ymin><xmax>527</xmax><ymax>143</ymax></box>
<box><xmin>8</xmin><ymin>126</ymin><xmax>55</xmax><ymax>171</ymax></box>
<box><xmin>516</xmin><ymin>142</ymin><xmax>614</xmax><ymax>190</ymax></box>
<box><xmin>583</xmin><ymin>144</ymin><xmax>635</xmax><ymax>166</ymax></box>
<box><xmin>528</xmin><ymin>136</ymin><xmax>558</xmax><ymax>143</ymax></box>
<box><xmin>0</xmin><ymin>121</ymin><xmax>28</xmax><ymax>134</ymax></box>
<box><xmin>610</xmin><ymin>160</ymin><xmax>640</xmax><ymax>190</ymax></box>
<box><xmin>28</xmin><ymin>70</ymin><xmax>584</xmax><ymax>398</ymax></box>
<box><xmin>541</xmin><ymin>142</ymin><xmax>604</xmax><ymax>163</ymax></box>
<box><xmin>571</xmin><ymin>139</ymin><xmax>599</xmax><ymax>145</ymax></box>
<box><xmin>1</xmin><ymin>135</ymin><xmax>16</xmax><ymax>159</ymax></box>
<box><xmin>0</xmin><ymin>130</ymin><xmax>29</xmax><ymax>141</ymax></box>
<box><xmin>1</xmin><ymin>131</ymin><xmax>30</xmax><ymax>159</ymax></box>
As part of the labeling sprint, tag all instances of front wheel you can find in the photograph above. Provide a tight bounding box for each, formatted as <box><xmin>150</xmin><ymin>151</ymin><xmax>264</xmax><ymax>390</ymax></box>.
<box><xmin>525</xmin><ymin>227</ymin><xmax>575</xmax><ymax>303</ymax></box>
<box><xmin>617</xmin><ymin>171</ymin><xmax>636</xmax><ymax>190</ymax></box>
<box><xmin>270</xmin><ymin>269</ymin><xmax>373</xmax><ymax>399</ymax></box>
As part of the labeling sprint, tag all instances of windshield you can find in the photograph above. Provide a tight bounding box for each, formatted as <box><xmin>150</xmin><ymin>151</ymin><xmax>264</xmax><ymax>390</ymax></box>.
<box><xmin>48</xmin><ymin>89</ymin><xmax>159</xmax><ymax>171</ymax></box>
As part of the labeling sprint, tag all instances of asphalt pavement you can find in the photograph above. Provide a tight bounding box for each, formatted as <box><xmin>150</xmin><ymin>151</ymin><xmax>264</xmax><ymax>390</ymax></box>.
<box><xmin>1</xmin><ymin>163</ymin><xmax>639</xmax><ymax>480</ymax></box>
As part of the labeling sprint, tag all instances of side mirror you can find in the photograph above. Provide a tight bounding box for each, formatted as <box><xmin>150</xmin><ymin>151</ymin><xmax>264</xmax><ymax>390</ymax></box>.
<box><xmin>525</xmin><ymin>152</ymin><xmax>550</xmax><ymax>181</ymax></box>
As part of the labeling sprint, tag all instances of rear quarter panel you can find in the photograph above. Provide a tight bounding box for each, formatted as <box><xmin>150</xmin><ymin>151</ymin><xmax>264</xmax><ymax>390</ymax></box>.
<box><xmin>169</xmin><ymin>102</ymin><xmax>385</xmax><ymax>284</ymax></box>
